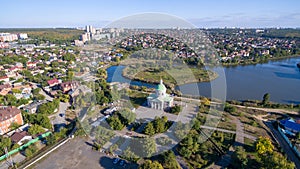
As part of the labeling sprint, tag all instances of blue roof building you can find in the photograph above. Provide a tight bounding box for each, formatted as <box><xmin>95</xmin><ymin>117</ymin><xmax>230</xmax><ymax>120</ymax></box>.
<box><xmin>279</xmin><ymin>118</ymin><xmax>300</xmax><ymax>135</ymax></box>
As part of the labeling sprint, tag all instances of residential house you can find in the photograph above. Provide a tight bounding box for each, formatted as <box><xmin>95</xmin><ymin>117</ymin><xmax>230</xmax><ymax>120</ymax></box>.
<box><xmin>0</xmin><ymin>76</ymin><xmax>9</xmax><ymax>83</ymax></box>
<box><xmin>10</xmin><ymin>131</ymin><xmax>32</xmax><ymax>145</ymax></box>
<box><xmin>8</xmin><ymin>66</ymin><xmax>22</xmax><ymax>72</ymax></box>
<box><xmin>15</xmin><ymin>62</ymin><xmax>23</xmax><ymax>68</ymax></box>
<box><xmin>31</xmin><ymin>69</ymin><xmax>44</xmax><ymax>76</ymax></box>
<box><xmin>47</xmin><ymin>78</ymin><xmax>60</xmax><ymax>87</ymax></box>
<box><xmin>22</xmin><ymin>100</ymin><xmax>46</xmax><ymax>114</ymax></box>
<box><xmin>6</xmin><ymin>71</ymin><xmax>18</xmax><ymax>79</ymax></box>
<box><xmin>0</xmin><ymin>106</ymin><xmax>23</xmax><ymax>135</ymax></box>
<box><xmin>12</xmin><ymin>84</ymin><xmax>32</xmax><ymax>99</ymax></box>
<box><xmin>26</xmin><ymin>61</ymin><xmax>38</xmax><ymax>68</ymax></box>
<box><xmin>4</xmin><ymin>123</ymin><xmax>29</xmax><ymax>137</ymax></box>
<box><xmin>0</xmin><ymin>84</ymin><xmax>11</xmax><ymax>96</ymax></box>
<box><xmin>60</xmin><ymin>81</ymin><xmax>79</xmax><ymax>93</ymax></box>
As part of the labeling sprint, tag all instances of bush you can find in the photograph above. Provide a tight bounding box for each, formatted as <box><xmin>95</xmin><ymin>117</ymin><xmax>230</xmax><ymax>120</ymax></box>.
<box><xmin>23</xmin><ymin>113</ymin><xmax>52</xmax><ymax>129</ymax></box>
<box><xmin>168</xmin><ymin>105</ymin><xmax>182</xmax><ymax>115</ymax></box>
<box><xmin>25</xmin><ymin>144</ymin><xmax>38</xmax><ymax>157</ymax></box>
<box><xmin>28</xmin><ymin>124</ymin><xmax>45</xmax><ymax>135</ymax></box>
<box><xmin>37</xmin><ymin>99</ymin><xmax>60</xmax><ymax>115</ymax></box>
<box><xmin>224</xmin><ymin>104</ymin><xmax>237</xmax><ymax>114</ymax></box>
<box><xmin>156</xmin><ymin>137</ymin><xmax>172</xmax><ymax>146</ymax></box>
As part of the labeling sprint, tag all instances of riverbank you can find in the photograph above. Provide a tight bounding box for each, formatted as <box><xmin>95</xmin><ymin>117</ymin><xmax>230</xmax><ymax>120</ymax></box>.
<box><xmin>221</xmin><ymin>54</ymin><xmax>300</xmax><ymax>67</ymax></box>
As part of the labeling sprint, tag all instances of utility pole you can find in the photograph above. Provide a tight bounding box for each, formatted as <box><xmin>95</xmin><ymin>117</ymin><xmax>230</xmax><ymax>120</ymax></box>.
<box><xmin>4</xmin><ymin>147</ymin><xmax>15</xmax><ymax>168</ymax></box>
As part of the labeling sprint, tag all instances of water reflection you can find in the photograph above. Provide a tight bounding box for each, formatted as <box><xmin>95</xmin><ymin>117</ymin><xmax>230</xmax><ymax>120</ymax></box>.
<box><xmin>107</xmin><ymin>57</ymin><xmax>300</xmax><ymax>103</ymax></box>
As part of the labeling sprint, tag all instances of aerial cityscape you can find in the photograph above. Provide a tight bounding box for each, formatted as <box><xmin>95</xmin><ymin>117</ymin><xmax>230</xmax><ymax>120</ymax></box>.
<box><xmin>0</xmin><ymin>0</ymin><xmax>300</xmax><ymax>169</ymax></box>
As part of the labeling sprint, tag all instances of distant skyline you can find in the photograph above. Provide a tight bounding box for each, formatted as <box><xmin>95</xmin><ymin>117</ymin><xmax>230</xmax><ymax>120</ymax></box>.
<box><xmin>1</xmin><ymin>0</ymin><xmax>300</xmax><ymax>28</ymax></box>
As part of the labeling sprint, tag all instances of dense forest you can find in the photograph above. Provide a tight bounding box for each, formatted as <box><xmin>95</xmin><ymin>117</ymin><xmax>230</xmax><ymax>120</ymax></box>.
<box><xmin>0</xmin><ymin>28</ymin><xmax>84</xmax><ymax>45</ymax></box>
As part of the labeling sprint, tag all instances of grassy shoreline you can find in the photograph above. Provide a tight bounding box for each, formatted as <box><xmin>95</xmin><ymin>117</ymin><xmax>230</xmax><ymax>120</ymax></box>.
<box><xmin>221</xmin><ymin>54</ymin><xmax>300</xmax><ymax>67</ymax></box>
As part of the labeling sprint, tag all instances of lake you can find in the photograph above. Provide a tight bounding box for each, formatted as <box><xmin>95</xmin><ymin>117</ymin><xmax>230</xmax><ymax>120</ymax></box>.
<box><xmin>107</xmin><ymin>57</ymin><xmax>300</xmax><ymax>104</ymax></box>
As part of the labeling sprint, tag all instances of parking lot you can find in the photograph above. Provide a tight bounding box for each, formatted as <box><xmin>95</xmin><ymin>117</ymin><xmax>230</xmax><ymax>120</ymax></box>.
<box><xmin>32</xmin><ymin>138</ymin><xmax>138</xmax><ymax>169</ymax></box>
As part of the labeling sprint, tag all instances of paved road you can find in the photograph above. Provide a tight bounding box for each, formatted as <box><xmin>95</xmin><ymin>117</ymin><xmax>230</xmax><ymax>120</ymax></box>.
<box><xmin>40</xmin><ymin>88</ymin><xmax>53</xmax><ymax>101</ymax></box>
<box><xmin>172</xmin><ymin>95</ymin><xmax>299</xmax><ymax>116</ymax></box>
<box><xmin>232</xmin><ymin>116</ymin><xmax>244</xmax><ymax>145</ymax></box>
<box><xmin>266</xmin><ymin>122</ymin><xmax>300</xmax><ymax>169</ymax></box>
<box><xmin>233</xmin><ymin>105</ymin><xmax>299</xmax><ymax>116</ymax></box>
<box><xmin>48</xmin><ymin>102</ymin><xmax>69</xmax><ymax>129</ymax></box>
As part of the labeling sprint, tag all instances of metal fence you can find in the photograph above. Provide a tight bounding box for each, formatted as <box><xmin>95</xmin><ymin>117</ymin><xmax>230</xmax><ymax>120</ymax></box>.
<box><xmin>277</xmin><ymin>126</ymin><xmax>300</xmax><ymax>158</ymax></box>
<box><xmin>0</xmin><ymin>131</ymin><xmax>52</xmax><ymax>161</ymax></box>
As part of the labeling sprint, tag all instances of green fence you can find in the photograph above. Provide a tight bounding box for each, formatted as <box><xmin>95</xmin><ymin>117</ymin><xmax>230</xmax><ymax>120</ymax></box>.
<box><xmin>0</xmin><ymin>131</ymin><xmax>52</xmax><ymax>161</ymax></box>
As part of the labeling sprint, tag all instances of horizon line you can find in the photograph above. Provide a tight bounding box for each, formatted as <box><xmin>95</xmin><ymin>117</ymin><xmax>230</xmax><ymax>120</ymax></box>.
<box><xmin>0</xmin><ymin>26</ymin><xmax>300</xmax><ymax>29</ymax></box>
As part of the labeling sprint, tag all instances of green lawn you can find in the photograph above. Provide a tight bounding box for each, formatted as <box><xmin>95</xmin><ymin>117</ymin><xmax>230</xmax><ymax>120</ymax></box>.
<box><xmin>123</xmin><ymin>66</ymin><xmax>218</xmax><ymax>86</ymax></box>
<box><xmin>128</xmin><ymin>90</ymin><xmax>148</xmax><ymax>108</ymax></box>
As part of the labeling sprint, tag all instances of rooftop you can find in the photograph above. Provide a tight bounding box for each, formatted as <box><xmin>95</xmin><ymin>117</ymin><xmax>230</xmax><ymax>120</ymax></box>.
<box><xmin>156</xmin><ymin>79</ymin><xmax>166</xmax><ymax>91</ymax></box>
<box><xmin>0</xmin><ymin>106</ymin><xmax>21</xmax><ymax>122</ymax></box>
<box><xmin>280</xmin><ymin>118</ymin><xmax>300</xmax><ymax>133</ymax></box>
<box><xmin>11</xmin><ymin>131</ymin><xmax>29</xmax><ymax>143</ymax></box>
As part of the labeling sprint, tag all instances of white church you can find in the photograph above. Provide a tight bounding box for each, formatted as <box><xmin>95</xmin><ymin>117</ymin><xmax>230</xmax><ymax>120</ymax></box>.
<box><xmin>147</xmin><ymin>79</ymin><xmax>174</xmax><ymax>110</ymax></box>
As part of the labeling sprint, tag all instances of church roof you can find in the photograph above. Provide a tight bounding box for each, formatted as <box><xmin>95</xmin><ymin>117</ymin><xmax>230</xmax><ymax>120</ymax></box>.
<box><xmin>156</xmin><ymin>79</ymin><xmax>166</xmax><ymax>91</ymax></box>
<box><xmin>148</xmin><ymin>94</ymin><xmax>173</xmax><ymax>102</ymax></box>
<box><xmin>147</xmin><ymin>93</ymin><xmax>156</xmax><ymax>99</ymax></box>
<box><xmin>148</xmin><ymin>79</ymin><xmax>173</xmax><ymax>104</ymax></box>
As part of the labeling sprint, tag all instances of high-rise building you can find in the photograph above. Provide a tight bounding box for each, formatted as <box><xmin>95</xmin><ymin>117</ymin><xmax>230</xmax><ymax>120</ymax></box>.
<box><xmin>0</xmin><ymin>33</ymin><xmax>18</xmax><ymax>42</ymax></box>
<box><xmin>86</xmin><ymin>25</ymin><xmax>96</xmax><ymax>34</ymax></box>
<box><xmin>91</xmin><ymin>27</ymin><xmax>96</xmax><ymax>34</ymax></box>
<box><xmin>18</xmin><ymin>33</ymin><xmax>28</xmax><ymax>39</ymax></box>
<box><xmin>86</xmin><ymin>25</ymin><xmax>90</xmax><ymax>33</ymax></box>
<box><xmin>80</xmin><ymin>33</ymin><xmax>89</xmax><ymax>42</ymax></box>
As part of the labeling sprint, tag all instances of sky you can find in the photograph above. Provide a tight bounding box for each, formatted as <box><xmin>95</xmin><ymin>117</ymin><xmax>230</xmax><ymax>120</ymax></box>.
<box><xmin>1</xmin><ymin>0</ymin><xmax>300</xmax><ymax>28</ymax></box>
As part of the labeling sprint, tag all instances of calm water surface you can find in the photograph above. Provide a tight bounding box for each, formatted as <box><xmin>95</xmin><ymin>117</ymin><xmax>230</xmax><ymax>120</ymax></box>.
<box><xmin>107</xmin><ymin>57</ymin><xmax>300</xmax><ymax>104</ymax></box>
